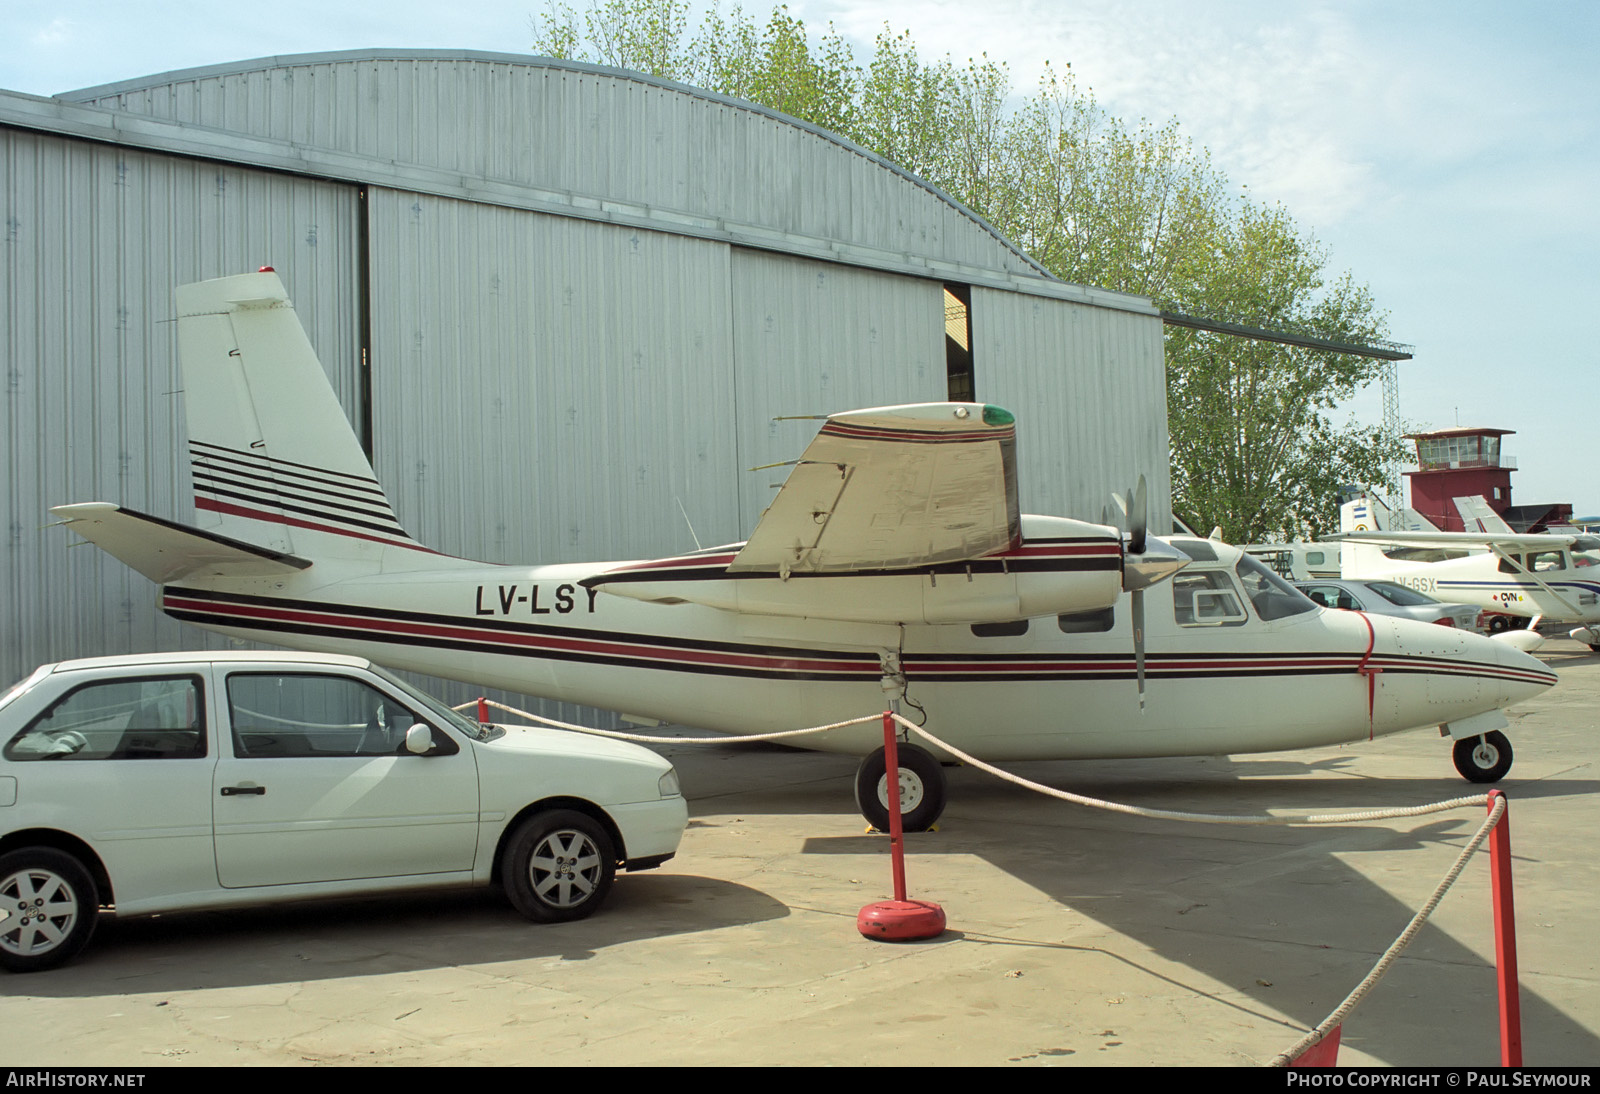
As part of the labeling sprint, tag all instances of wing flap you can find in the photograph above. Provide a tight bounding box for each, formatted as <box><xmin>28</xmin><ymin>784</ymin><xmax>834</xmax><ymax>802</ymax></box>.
<box><xmin>51</xmin><ymin>503</ymin><xmax>312</xmax><ymax>583</ymax></box>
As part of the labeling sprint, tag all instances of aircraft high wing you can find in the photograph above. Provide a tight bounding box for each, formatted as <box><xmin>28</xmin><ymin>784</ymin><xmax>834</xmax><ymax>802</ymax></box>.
<box><xmin>51</xmin><ymin>272</ymin><xmax>1559</xmax><ymax>830</ymax></box>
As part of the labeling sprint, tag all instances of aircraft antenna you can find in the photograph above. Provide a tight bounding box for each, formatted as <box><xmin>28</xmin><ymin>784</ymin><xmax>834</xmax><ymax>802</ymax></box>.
<box><xmin>675</xmin><ymin>497</ymin><xmax>703</xmax><ymax>552</ymax></box>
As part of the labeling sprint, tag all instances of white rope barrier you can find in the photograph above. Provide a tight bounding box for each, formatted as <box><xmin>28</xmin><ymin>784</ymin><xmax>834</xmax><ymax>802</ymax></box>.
<box><xmin>888</xmin><ymin>712</ymin><xmax>1491</xmax><ymax>826</ymax></box>
<box><xmin>460</xmin><ymin>698</ymin><xmax>1492</xmax><ymax>826</ymax></box>
<box><xmin>460</xmin><ymin>698</ymin><xmax>1510</xmax><ymax>1064</ymax></box>
<box><xmin>1268</xmin><ymin>795</ymin><xmax>1507</xmax><ymax>1067</ymax></box>
<box><xmin>458</xmin><ymin>697</ymin><xmax>881</xmax><ymax>745</ymax></box>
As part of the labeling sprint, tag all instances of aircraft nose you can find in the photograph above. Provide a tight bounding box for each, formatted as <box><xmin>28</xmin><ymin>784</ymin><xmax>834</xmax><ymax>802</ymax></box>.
<box><xmin>1376</xmin><ymin>614</ymin><xmax>1557</xmax><ymax>721</ymax></box>
<box><xmin>1486</xmin><ymin>632</ymin><xmax>1560</xmax><ymax>703</ymax></box>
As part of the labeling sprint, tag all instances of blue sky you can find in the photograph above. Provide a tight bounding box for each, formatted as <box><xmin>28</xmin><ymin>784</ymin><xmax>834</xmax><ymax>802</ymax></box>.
<box><xmin>5</xmin><ymin>1</ymin><xmax>1596</xmax><ymax>515</ymax></box>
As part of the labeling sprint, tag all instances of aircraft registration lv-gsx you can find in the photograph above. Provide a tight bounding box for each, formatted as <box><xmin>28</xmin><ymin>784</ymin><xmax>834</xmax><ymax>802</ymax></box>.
<box><xmin>1340</xmin><ymin>493</ymin><xmax>1600</xmax><ymax>652</ymax></box>
<box><xmin>52</xmin><ymin>271</ymin><xmax>1558</xmax><ymax>829</ymax></box>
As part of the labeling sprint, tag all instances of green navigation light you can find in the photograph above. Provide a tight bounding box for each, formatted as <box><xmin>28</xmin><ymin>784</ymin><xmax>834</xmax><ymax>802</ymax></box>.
<box><xmin>981</xmin><ymin>405</ymin><xmax>1015</xmax><ymax>427</ymax></box>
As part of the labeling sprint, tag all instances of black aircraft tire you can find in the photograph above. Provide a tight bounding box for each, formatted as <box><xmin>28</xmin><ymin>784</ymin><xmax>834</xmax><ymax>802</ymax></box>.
<box><xmin>1453</xmin><ymin>731</ymin><xmax>1514</xmax><ymax>784</ymax></box>
<box><xmin>855</xmin><ymin>744</ymin><xmax>946</xmax><ymax>832</ymax></box>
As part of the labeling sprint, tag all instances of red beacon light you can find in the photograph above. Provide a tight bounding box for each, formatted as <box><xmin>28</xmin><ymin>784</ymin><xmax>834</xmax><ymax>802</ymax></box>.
<box><xmin>258</xmin><ymin>265</ymin><xmax>275</xmax><ymax>273</ymax></box>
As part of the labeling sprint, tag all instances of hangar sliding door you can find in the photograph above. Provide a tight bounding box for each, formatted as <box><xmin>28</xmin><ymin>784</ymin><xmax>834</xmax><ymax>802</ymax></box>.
<box><xmin>970</xmin><ymin>288</ymin><xmax>1170</xmax><ymax>529</ymax></box>
<box><xmin>729</xmin><ymin>250</ymin><xmax>947</xmax><ymax>537</ymax></box>
<box><xmin>364</xmin><ymin>188</ymin><xmax>742</xmax><ymax>565</ymax></box>
<box><xmin>0</xmin><ymin>128</ymin><xmax>361</xmax><ymax>684</ymax></box>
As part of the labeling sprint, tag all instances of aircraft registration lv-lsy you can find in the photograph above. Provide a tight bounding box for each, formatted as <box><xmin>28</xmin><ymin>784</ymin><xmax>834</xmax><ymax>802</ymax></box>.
<box><xmin>1340</xmin><ymin>493</ymin><xmax>1600</xmax><ymax>652</ymax></box>
<box><xmin>53</xmin><ymin>271</ymin><xmax>1558</xmax><ymax>828</ymax></box>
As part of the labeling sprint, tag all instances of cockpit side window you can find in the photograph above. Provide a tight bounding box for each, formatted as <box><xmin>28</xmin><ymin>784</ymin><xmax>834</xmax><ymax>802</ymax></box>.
<box><xmin>1234</xmin><ymin>554</ymin><xmax>1320</xmax><ymax>621</ymax></box>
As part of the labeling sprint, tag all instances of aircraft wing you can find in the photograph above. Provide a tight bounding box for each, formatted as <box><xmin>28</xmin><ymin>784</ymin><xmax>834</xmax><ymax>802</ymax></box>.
<box><xmin>50</xmin><ymin>503</ymin><xmax>312</xmax><ymax>583</ymax></box>
<box><xmin>1335</xmin><ymin>530</ymin><xmax>1581</xmax><ymax>550</ymax></box>
<box><xmin>730</xmin><ymin>403</ymin><xmax>1021</xmax><ymax>574</ymax></box>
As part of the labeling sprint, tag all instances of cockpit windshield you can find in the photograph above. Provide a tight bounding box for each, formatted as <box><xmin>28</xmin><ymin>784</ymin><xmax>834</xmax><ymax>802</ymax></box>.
<box><xmin>1234</xmin><ymin>553</ymin><xmax>1319</xmax><ymax>621</ymax></box>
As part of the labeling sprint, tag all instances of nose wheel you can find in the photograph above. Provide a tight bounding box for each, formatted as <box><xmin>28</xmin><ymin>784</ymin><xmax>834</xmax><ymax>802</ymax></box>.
<box><xmin>1453</xmin><ymin>730</ymin><xmax>1513</xmax><ymax>783</ymax></box>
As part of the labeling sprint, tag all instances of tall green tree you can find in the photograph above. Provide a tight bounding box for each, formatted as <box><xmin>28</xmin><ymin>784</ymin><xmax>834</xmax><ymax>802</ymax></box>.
<box><xmin>529</xmin><ymin>1</ymin><xmax>1403</xmax><ymax>542</ymax></box>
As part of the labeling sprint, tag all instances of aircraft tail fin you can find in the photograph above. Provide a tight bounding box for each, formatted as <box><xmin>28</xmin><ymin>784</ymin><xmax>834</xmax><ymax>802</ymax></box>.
<box><xmin>176</xmin><ymin>271</ymin><xmax>432</xmax><ymax>565</ymax></box>
<box><xmin>1338</xmin><ymin>492</ymin><xmax>1398</xmax><ymax>578</ymax></box>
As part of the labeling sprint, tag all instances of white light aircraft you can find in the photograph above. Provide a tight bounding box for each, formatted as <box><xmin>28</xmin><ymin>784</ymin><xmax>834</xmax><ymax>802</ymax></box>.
<box><xmin>1340</xmin><ymin>493</ymin><xmax>1600</xmax><ymax>651</ymax></box>
<box><xmin>52</xmin><ymin>272</ymin><xmax>1559</xmax><ymax>827</ymax></box>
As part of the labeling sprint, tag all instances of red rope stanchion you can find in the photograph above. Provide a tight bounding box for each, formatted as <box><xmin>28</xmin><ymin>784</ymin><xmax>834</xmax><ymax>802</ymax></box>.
<box><xmin>857</xmin><ymin>711</ymin><xmax>946</xmax><ymax>941</ymax></box>
<box><xmin>476</xmin><ymin>696</ymin><xmax>489</xmax><ymax>723</ymax></box>
<box><xmin>1488</xmin><ymin>789</ymin><xmax>1523</xmax><ymax>1066</ymax></box>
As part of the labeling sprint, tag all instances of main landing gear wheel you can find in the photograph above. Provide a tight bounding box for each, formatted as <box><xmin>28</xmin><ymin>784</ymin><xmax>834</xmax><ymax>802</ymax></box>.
<box><xmin>0</xmin><ymin>848</ymin><xmax>99</xmax><ymax>973</ymax></box>
<box><xmin>1453</xmin><ymin>730</ymin><xmax>1514</xmax><ymax>784</ymax></box>
<box><xmin>855</xmin><ymin>743</ymin><xmax>947</xmax><ymax>832</ymax></box>
<box><xmin>501</xmin><ymin>810</ymin><xmax>617</xmax><ymax>923</ymax></box>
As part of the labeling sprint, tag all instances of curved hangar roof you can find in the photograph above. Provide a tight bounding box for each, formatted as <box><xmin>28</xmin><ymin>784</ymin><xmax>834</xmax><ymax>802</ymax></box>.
<box><xmin>50</xmin><ymin>49</ymin><xmax>1139</xmax><ymax>310</ymax></box>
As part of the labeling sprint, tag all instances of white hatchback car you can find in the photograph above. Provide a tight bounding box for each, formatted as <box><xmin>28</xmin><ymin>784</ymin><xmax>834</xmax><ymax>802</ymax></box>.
<box><xmin>0</xmin><ymin>650</ymin><xmax>688</xmax><ymax>971</ymax></box>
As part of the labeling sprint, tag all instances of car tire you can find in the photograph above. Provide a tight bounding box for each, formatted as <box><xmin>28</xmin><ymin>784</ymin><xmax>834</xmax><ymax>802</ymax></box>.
<box><xmin>1453</xmin><ymin>731</ymin><xmax>1514</xmax><ymax>784</ymax></box>
<box><xmin>501</xmin><ymin>810</ymin><xmax>617</xmax><ymax>923</ymax></box>
<box><xmin>854</xmin><ymin>743</ymin><xmax>947</xmax><ymax>833</ymax></box>
<box><xmin>0</xmin><ymin>848</ymin><xmax>99</xmax><ymax>973</ymax></box>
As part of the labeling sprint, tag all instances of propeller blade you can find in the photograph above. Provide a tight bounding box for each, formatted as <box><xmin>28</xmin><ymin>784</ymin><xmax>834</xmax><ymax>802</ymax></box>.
<box><xmin>1129</xmin><ymin>475</ymin><xmax>1148</xmax><ymax>556</ymax></box>
<box><xmin>1133</xmin><ymin>587</ymin><xmax>1147</xmax><ymax>713</ymax></box>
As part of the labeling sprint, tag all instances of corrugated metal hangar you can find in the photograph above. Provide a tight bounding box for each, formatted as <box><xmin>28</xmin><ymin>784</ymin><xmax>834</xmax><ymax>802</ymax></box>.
<box><xmin>0</xmin><ymin>49</ymin><xmax>1170</xmax><ymax>706</ymax></box>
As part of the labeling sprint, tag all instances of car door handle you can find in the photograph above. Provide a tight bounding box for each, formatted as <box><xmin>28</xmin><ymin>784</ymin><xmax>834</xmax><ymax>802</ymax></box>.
<box><xmin>220</xmin><ymin>784</ymin><xmax>266</xmax><ymax>796</ymax></box>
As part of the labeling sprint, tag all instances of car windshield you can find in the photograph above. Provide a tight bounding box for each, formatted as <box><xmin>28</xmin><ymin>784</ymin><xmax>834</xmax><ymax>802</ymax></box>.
<box><xmin>1366</xmin><ymin>581</ymin><xmax>1439</xmax><ymax>607</ymax></box>
<box><xmin>1234</xmin><ymin>554</ymin><xmax>1319</xmax><ymax>621</ymax></box>
<box><xmin>370</xmin><ymin>666</ymin><xmax>504</xmax><ymax>741</ymax></box>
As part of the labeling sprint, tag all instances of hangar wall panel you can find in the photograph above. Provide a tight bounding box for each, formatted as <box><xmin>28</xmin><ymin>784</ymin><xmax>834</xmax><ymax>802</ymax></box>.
<box><xmin>729</xmin><ymin>250</ymin><xmax>948</xmax><ymax>533</ymax></box>
<box><xmin>70</xmin><ymin>53</ymin><xmax>1044</xmax><ymax>280</ymax></box>
<box><xmin>364</xmin><ymin>188</ymin><xmax>743</xmax><ymax>566</ymax></box>
<box><xmin>0</xmin><ymin>126</ymin><xmax>361</xmax><ymax>685</ymax></box>
<box><xmin>971</xmin><ymin>288</ymin><xmax>1171</xmax><ymax>527</ymax></box>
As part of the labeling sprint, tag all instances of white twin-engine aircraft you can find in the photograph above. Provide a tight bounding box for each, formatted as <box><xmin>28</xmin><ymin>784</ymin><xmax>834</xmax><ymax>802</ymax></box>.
<box><xmin>53</xmin><ymin>271</ymin><xmax>1557</xmax><ymax>829</ymax></box>
<box><xmin>1340</xmin><ymin>493</ymin><xmax>1600</xmax><ymax>651</ymax></box>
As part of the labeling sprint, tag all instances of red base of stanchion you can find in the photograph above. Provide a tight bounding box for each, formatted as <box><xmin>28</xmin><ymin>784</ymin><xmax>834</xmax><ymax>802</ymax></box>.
<box><xmin>857</xmin><ymin>899</ymin><xmax>947</xmax><ymax>941</ymax></box>
<box><xmin>1290</xmin><ymin>1026</ymin><xmax>1341</xmax><ymax>1067</ymax></box>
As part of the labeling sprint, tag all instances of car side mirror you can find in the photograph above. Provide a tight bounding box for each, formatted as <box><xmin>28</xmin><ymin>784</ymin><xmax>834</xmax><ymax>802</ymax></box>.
<box><xmin>405</xmin><ymin>724</ymin><xmax>434</xmax><ymax>755</ymax></box>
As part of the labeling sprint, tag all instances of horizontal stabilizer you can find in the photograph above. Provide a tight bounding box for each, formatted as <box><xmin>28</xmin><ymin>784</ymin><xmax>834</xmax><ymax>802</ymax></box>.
<box><xmin>50</xmin><ymin>503</ymin><xmax>311</xmax><ymax>583</ymax></box>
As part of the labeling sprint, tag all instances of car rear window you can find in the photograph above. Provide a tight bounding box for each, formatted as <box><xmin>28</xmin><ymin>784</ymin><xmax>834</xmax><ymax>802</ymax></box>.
<box><xmin>5</xmin><ymin>675</ymin><xmax>206</xmax><ymax>761</ymax></box>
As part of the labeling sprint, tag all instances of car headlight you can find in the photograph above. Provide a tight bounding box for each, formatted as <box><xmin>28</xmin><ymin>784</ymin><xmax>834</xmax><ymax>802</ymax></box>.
<box><xmin>658</xmin><ymin>768</ymin><xmax>681</xmax><ymax>798</ymax></box>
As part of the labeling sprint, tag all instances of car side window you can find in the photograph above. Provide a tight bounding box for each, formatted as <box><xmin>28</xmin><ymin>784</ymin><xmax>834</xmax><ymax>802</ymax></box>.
<box><xmin>4</xmin><ymin>675</ymin><xmax>206</xmax><ymax>761</ymax></box>
<box><xmin>226</xmin><ymin>673</ymin><xmax>448</xmax><ymax>758</ymax></box>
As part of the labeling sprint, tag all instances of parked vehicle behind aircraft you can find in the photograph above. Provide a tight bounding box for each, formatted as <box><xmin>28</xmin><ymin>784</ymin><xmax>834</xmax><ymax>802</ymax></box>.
<box><xmin>1293</xmin><ymin>578</ymin><xmax>1485</xmax><ymax>632</ymax></box>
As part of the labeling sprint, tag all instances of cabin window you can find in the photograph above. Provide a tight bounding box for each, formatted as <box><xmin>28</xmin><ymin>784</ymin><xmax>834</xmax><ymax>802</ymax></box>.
<box><xmin>1057</xmin><ymin>607</ymin><xmax>1114</xmax><ymax>633</ymax></box>
<box><xmin>971</xmin><ymin>619</ymin><xmax>1028</xmax><ymax>638</ymax></box>
<box><xmin>1498</xmin><ymin>553</ymin><xmax>1524</xmax><ymax>574</ymax></box>
<box><xmin>1172</xmin><ymin>571</ymin><xmax>1248</xmax><ymax>627</ymax></box>
<box><xmin>1528</xmin><ymin>551</ymin><xmax>1565</xmax><ymax>572</ymax></box>
<box><xmin>1306</xmin><ymin>551</ymin><xmax>1326</xmax><ymax>567</ymax></box>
